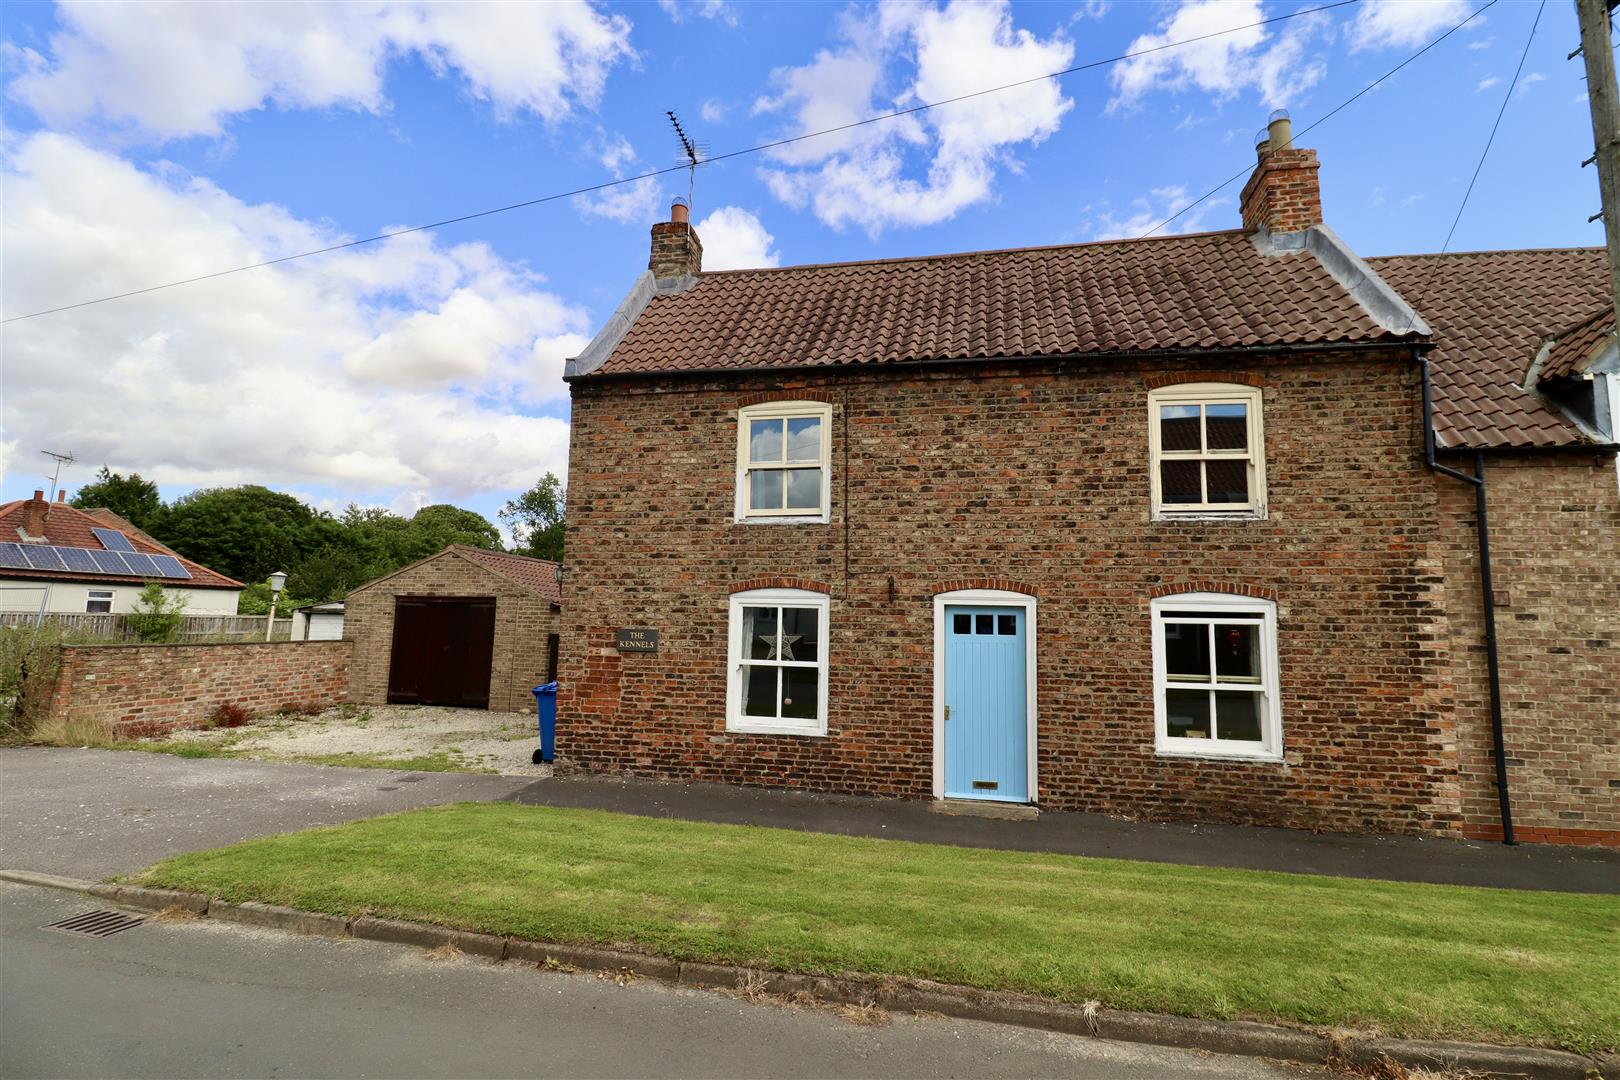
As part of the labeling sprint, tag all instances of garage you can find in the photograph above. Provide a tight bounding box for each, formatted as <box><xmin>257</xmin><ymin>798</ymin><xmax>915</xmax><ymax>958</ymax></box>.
<box><xmin>344</xmin><ymin>544</ymin><xmax>562</xmax><ymax>713</ymax></box>
<box><xmin>387</xmin><ymin>597</ymin><xmax>497</xmax><ymax>707</ymax></box>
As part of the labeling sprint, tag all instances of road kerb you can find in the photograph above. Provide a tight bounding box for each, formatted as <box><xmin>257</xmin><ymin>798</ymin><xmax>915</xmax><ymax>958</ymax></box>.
<box><xmin>207</xmin><ymin>900</ymin><xmax>349</xmax><ymax>937</ymax></box>
<box><xmin>1</xmin><ymin>868</ymin><xmax>1603</xmax><ymax>1080</ymax></box>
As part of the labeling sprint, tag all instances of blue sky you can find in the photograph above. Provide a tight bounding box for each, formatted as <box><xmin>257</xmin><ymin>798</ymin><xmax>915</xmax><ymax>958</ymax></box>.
<box><xmin>0</xmin><ymin>0</ymin><xmax>1600</xmax><ymax>536</ymax></box>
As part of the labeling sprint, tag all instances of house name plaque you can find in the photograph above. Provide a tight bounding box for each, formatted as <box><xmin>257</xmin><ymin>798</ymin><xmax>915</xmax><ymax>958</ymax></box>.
<box><xmin>616</xmin><ymin>628</ymin><xmax>659</xmax><ymax>652</ymax></box>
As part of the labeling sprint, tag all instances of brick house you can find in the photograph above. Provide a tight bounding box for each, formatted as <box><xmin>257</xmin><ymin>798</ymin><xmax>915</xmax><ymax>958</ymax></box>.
<box><xmin>345</xmin><ymin>545</ymin><xmax>561</xmax><ymax>712</ymax></box>
<box><xmin>559</xmin><ymin>115</ymin><xmax>1619</xmax><ymax>845</ymax></box>
<box><xmin>1</xmin><ymin>491</ymin><xmax>242</xmax><ymax>615</ymax></box>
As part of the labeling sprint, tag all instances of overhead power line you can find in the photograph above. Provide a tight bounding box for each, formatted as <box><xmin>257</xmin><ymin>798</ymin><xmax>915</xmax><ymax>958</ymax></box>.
<box><xmin>1394</xmin><ymin>0</ymin><xmax>1545</xmax><ymax>334</ymax></box>
<box><xmin>3</xmin><ymin>0</ymin><xmax>1355</xmax><ymax>324</ymax></box>
<box><xmin>1138</xmin><ymin>0</ymin><xmax>1498</xmax><ymax>238</ymax></box>
<box><xmin>1435</xmin><ymin>0</ymin><xmax>1545</xmax><ymax>256</ymax></box>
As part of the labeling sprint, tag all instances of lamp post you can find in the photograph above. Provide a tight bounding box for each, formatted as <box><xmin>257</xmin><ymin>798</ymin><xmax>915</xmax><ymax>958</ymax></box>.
<box><xmin>265</xmin><ymin>571</ymin><xmax>288</xmax><ymax>641</ymax></box>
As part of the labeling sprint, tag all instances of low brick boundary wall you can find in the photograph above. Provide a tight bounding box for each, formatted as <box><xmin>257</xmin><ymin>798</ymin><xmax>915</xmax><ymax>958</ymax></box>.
<box><xmin>46</xmin><ymin>640</ymin><xmax>351</xmax><ymax>734</ymax></box>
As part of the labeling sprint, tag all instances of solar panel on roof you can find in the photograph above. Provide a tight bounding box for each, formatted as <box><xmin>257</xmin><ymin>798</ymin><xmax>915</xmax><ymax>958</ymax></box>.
<box><xmin>0</xmin><ymin>543</ymin><xmax>28</xmax><ymax>570</ymax></box>
<box><xmin>91</xmin><ymin>528</ymin><xmax>135</xmax><ymax>552</ymax></box>
<box><xmin>56</xmin><ymin>547</ymin><xmax>101</xmax><ymax>573</ymax></box>
<box><xmin>89</xmin><ymin>550</ymin><xmax>131</xmax><ymax>575</ymax></box>
<box><xmin>149</xmin><ymin>554</ymin><xmax>191</xmax><ymax>580</ymax></box>
<box><xmin>120</xmin><ymin>552</ymin><xmax>160</xmax><ymax>578</ymax></box>
<box><xmin>22</xmin><ymin>545</ymin><xmax>67</xmax><ymax>571</ymax></box>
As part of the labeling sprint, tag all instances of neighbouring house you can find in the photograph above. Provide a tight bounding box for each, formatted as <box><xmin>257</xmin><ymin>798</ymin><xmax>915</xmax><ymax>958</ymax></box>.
<box><xmin>559</xmin><ymin>113</ymin><xmax>1619</xmax><ymax>846</ymax></box>
<box><xmin>0</xmin><ymin>490</ymin><xmax>243</xmax><ymax>617</ymax></box>
<box><xmin>345</xmin><ymin>544</ymin><xmax>561</xmax><ymax>711</ymax></box>
<box><xmin>290</xmin><ymin>601</ymin><xmax>345</xmax><ymax>641</ymax></box>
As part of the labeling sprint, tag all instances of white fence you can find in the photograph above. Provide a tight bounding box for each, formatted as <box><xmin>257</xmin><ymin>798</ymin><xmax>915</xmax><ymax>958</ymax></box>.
<box><xmin>1</xmin><ymin>612</ymin><xmax>294</xmax><ymax>642</ymax></box>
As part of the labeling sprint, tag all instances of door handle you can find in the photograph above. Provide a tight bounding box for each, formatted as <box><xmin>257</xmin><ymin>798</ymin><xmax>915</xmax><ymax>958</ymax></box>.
<box><xmin>944</xmin><ymin>705</ymin><xmax>951</xmax><ymax>722</ymax></box>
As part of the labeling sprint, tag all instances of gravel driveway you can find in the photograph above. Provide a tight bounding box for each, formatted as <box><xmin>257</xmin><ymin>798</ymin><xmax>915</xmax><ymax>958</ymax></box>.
<box><xmin>158</xmin><ymin>703</ymin><xmax>552</xmax><ymax>778</ymax></box>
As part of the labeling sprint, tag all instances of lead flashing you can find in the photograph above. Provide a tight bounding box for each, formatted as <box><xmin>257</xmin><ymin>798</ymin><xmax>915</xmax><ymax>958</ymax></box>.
<box><xmin>564</xmin><ymin>271</ymin><xmax>658</xmax><ymax>380</ymax></box>
<box><xmin>1253</xmin><ymin>225</ymin><xmax>1431</xmax><ymax>338</ymax></box>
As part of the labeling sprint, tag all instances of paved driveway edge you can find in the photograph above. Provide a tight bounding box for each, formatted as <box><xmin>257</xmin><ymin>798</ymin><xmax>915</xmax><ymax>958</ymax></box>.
<box><xmin>2</xmin><ymin>868</ymin><xmax>1604</xmax><ymax>1080</ymax></box>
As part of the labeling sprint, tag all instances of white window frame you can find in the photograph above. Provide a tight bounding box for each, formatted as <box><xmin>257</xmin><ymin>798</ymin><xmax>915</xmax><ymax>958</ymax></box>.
<box><xmin>726</xmin><ymin>588</ymin><xmax>830</xmax><ymax>736</ymax></box>
<box><xmin>735</xmin><ymin>401</ymin><xmax>833</xmax><ymax>523</ymax></box>
<box><xmin>1148</xmin><ymin>383</ymin><xmax>1267</xmax><ymax>518</ymax></box>
<box><xmin>1150</xmin><ymin>592</ymin><xmax>1282</xmax><ymax>761</ymax></box>
<box><xmin>85</xmin><ymin>590</ymin><xmax>114</xmax><ymax>614</ymax></box>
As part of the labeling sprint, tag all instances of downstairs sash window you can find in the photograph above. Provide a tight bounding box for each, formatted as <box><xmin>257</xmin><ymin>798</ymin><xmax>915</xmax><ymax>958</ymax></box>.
<box><xmin>727</xmin><ymin>588</ymin><xmax>829</xmax><ymax>735</ymax></box>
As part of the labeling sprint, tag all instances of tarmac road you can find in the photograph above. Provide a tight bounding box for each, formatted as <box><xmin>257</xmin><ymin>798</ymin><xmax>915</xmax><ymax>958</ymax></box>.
<box><xmin>0</xmin><ymin>882</ymin><xmax>1328</xmax><ymax>1080</ymax></box>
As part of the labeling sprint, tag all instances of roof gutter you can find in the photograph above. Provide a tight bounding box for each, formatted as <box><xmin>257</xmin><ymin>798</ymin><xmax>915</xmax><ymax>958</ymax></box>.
<box><xmin>1420</xmin><ymin>350</ymin><xmax>1515</xmax><ymax>845</ymax></box>
<box><xmin>564</xmin><ymin>337</ymin><xmax>1420</xmax><ymax>385</ymax></box>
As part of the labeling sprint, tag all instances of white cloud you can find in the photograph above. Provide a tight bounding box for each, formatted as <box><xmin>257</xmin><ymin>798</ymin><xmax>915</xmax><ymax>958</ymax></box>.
<box><xmin>1086</xmin><ymin>186</ymin><xmax>1229</xmax><ymax>241</ymax></box>
<box><xmin>700</xmin><ymin>98</ymin><xmax>728</xmax><ymax>124</ymax></box>
<box><xmin>1</xmin><ymin>132</ymin><xmax>581</xmax><ymax>502</ymax></box>
<box><xmin>572</xmin><ymin>133</ymin><xmax>662</xmax><ymax>223</ymax></box>
<box><xmin>1348</xmin><ymin>0</ymin><xmax>1472</xmax><ymax>51</ymax></box>
<box><xmin>1476</xmin><ymin>76</ymin><xmax>1501</xmax><ymax>93</ymax></box>
<box><xmin>657</xmin><ymin>0</ymin><xmax>738</xmax><ymax>26</ymax></box>
<box><xmin>1516</xmin><ymin>72</ymin><xmax>1545</xmax><ymax>95</ymax></box>
<box><xmin>7</xmin><ymin>0</ymin><xmax>635</xmax><ymax>140</ymax></box>
<box><xmin>1109</xmin><ymin>0</ymin><xmax>1327</xmax><ymax>110</ymax></box>
<box><xmin>754</xmin><ymin>1</ymin><xmax>1073</xmax><ymax>235</ymax></box>
<box><xmin>694</xmin><ymin>206</ymin><xmax>780</xmax><ymax>270</ymax></box>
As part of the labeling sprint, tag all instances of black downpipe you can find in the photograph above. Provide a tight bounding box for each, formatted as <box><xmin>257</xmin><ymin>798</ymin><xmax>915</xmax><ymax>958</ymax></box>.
<box><xmin>1419</xmin><ymin>354</ymin><xmax>1516</xmax><ymax>844</ymax></box>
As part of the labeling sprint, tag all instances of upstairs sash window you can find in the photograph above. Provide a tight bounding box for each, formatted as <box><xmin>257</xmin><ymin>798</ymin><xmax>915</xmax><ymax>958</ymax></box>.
<box><xmin>1148</xmin><ymin>384</ymin><xmax>1266</xmax><ymax>516</ymax></box>
<box><xmin>737</xmin><ymin>402</ymin><xmax>831</xmax><ymax>520</ymax></box>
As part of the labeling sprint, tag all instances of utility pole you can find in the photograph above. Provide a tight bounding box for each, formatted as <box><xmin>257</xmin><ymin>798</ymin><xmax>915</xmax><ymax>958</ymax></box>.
<box><xmin>1577</xmin><ymin>0</ymin><xmax>1620</xmax><ymax>328</ymax></box>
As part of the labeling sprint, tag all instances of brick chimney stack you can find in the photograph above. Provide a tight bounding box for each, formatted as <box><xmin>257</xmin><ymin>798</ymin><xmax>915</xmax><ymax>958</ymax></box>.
<box><xmin>1240</xmin><ymin>111</ymin><xmax>1322</xmax><ymax>235</ymax></box>
<box><xmin>649</xmin><ymin>198</ymin><xmax>702</xmax><ymax>282</ymax></box>
<box><xmin>21</xmin><ymin>489</ymin><xmax>48</xmax><ymax>539</ymax></box>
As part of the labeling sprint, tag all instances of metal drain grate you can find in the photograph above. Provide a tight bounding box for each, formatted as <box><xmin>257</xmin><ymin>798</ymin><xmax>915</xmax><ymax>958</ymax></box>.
<box><xmin>43</xmin><ymin>909</ymin><xmax>145</xmax><ymax>938</ymax></box>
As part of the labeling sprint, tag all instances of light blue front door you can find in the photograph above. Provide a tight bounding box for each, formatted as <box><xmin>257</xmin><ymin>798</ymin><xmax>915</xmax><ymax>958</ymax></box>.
<box><xmin>943</xmin><ymin>605</ymin><xmax>1029</xmax><ymax>803</ymax></box>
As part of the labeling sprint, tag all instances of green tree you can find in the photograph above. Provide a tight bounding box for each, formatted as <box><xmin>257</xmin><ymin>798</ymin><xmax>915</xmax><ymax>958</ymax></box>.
<box><xmin>407</xmin><ymin>504</ymin><xmax>503</xmax><ymax>555</ymax></box>
<box><xmin>286</xmin><ymin>544</ymin><xmax>370</xmax><ymax>603</ymax></box>
<box><xmin>149</xmin><ymin>485</ymin><xmax>340</xmax><ymax>585</ymax></box>
<box><xmin>69</xmin><ymin>467</ymin><xmax>163</xmax><ymax>529</ymax></box>
<box><xmin>127</xmin><ymin>582</ymin><xmax>188</xmax><ymax>643</ymax></box>
<box><xmin>499</xmin><ymin>473</ymin><xmax>565</xmax><ymax>561</ymax></box>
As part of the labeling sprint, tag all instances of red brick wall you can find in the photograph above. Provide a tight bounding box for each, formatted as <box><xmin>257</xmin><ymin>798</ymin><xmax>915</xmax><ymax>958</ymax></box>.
<box><xmin>345</xmin><ymin>550</ymin><xmax>559</xmax><ymax>713</ymax></box>
<box><xmin>1435</xmin><ymin>453</ymin><xmax>1620</xmax><ymax>846</ymax></box>
<box><xmin>47</xmin><ymin>641</ymin><xmax>350</xmax><ymax>733</ymax></box>
<box><xmin>1240</xmin><ymin>148</ymin><xmax>1322</xmax><ymax>234</ymax></box>
<box><xmin>561</xmin><ymin>351</ymin><xmax>1467</xmax><ymax>836</ymax></box>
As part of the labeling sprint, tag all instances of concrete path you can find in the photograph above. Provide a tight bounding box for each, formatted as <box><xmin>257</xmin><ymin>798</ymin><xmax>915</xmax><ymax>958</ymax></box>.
<box><xmin>507</xmin><ymin>774</ymin><xmax>1620</xmax><ymax>894</ymax></box>
<box><xmin>0</xmin><ymin>748</ymin><xmax>530</xmax><ymax>878</ymax></box>
<box><xmin>0</xmin><ymin>881</ymin><xmax>1326</xmax><ymax>1080</ymax></box>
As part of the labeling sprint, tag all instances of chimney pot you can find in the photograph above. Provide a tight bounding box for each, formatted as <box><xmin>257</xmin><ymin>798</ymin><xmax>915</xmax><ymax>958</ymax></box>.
<box><xmin>670</xmin><ymin>198</ymin><xmax>690</xmax><ymax>225</ymax></box>
<box><xmin>1267</xmin><ymin>109</ymin><xmax>1293</xmax><ymax>152</ymax></box>
<box><xmin>56</xmin><ymin>490</ymin><xmax>66</xmax><ymax>503</ymax></box>
<box><xmin>1240</xmin><ymin>111</ymin><xmax>1321</xmax><ymax>235</ymax></box>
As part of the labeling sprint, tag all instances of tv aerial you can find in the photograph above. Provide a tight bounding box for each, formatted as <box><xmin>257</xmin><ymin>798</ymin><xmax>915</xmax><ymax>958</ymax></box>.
<box><xmin>666</xmin><ymin>110</ymin><xmax>710</xmax><ymax>220</ymax></box>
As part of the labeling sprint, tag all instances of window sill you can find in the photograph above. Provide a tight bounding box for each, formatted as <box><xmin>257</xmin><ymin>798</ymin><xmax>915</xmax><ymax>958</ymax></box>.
<box><xmin>727</xmin><ymin>720</ymin><xmax>828</xmax><ymax>738</ymax></box>
<box><xmin>734</xmin><ymin>514</ymin><xmax>831</xmax><ymax>526</ymax></box>
<box><xmin>1151</xmin><ymin>509</ymin><xmax>1266</xmax><ymax>523</ymax></box>
<box><xmin>1155</xmin><ymin>745</ymin><xmax>1283</xmax><ymax>764</ymax></box>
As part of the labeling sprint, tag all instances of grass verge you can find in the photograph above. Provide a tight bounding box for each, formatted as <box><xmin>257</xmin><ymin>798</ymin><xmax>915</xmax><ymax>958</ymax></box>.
<box><xmin>133</xmin><ymin>802</ymin><xmax>1618</xmax><ymax>1052</ymax></box>
<box><xmin>282</xmin><ymin>750</ymin><xmax>492</xmax><ymax>773</ymax></box>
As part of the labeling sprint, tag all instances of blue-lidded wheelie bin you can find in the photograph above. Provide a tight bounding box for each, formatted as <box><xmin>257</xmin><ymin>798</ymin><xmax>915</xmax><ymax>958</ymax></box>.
<box><xmin>531</xmin><ymin>682</ymin><xmax>557</xmax><ymax>764</ymax></box>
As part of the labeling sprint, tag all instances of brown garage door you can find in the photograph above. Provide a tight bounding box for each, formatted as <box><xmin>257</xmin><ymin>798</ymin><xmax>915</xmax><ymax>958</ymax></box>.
<box><xmin>387</xmin><ymin>597</ymin><xmax>497</xmax><ymax>708</ymax></box>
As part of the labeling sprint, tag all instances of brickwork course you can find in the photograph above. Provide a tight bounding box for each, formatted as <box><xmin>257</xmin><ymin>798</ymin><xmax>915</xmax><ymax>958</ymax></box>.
<box><xmin>559</xmin><ymin>121</ymin><xmax>1619</xmax><ymax>844</ymax></box>
<box><xmin>47</xmin><ymin>641</ymin><xmax>350</xmax><ymax>734</ymax></box>
<box><xmin>344</xmin><ymin>545</ymin><xmax>561</xmax><ymax>713</ymax></box>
